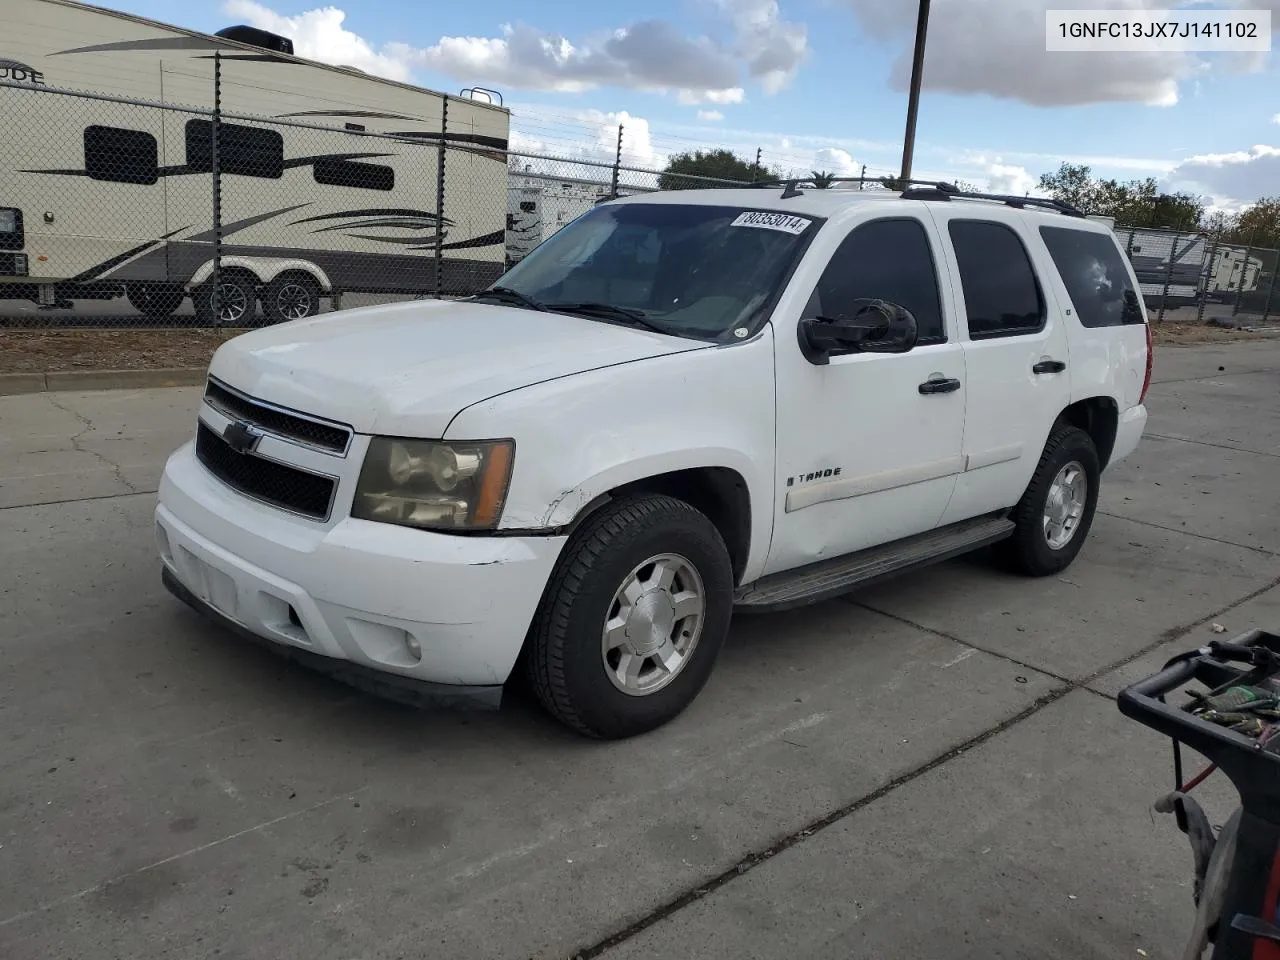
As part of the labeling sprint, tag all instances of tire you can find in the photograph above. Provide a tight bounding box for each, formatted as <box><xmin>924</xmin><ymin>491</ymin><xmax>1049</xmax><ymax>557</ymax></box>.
<box><xmin>263</xmin><ymin>274</ymin><xmax>321</xmax><ymax>324</ymax></box>
<box><xmin>192</xmin><ymin>273</ymin><xmax>257</xmax><ymax>326</ymax></box>
<box><xmin>526</xmin><ymin>494</ymin><xmax>734</xmax><ymax>740</ymax></box>
<box><xmin>126</xmin><ymin>282</ymin><xmax>185</xmax><ymax>320</ymax></box>
<box><xmin>1000</xmin><ymin>425</ymin><xmax>1101</xmax><ymax>577</ymax></box>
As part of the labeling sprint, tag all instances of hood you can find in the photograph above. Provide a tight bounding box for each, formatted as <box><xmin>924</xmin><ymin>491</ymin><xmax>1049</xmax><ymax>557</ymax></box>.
<box><xmin>207</xmin><ymin>298</ymin><xmax>705</xmax><ymax>437</ymax></box>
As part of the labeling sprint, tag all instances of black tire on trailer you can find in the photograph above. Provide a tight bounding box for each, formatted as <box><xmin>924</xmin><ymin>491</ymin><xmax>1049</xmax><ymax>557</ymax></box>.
<box><xmin>526</xmin><ymin>494</ymin><xmax>734</xmax><ymax>740</ymax></box>
<box><xmin>999</xmin><ymin>425</ymin><xmax>1101</xmax><ymax>577</ymax></box>
<box><xmin>192</xmin><ymin>272</ymin><xmax>258</xmax><ymax>327</ymax></box>
<box><xmin>126</xmin><ymin>282</ymin><xmax>185</xmax><ymax>320</ymax></box>
<box><xmin>262</xmin><ymin>273</ymin><xmax>322</xmax><ymax>324</ymax></box>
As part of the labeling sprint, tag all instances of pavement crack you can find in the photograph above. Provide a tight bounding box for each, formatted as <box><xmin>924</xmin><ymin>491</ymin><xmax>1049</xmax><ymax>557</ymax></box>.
<box><xmin>571</xmin><ymin>572</ymin><xmax>1280</xmax><ymax>959</ymax></box>
<box><xmin>845</xmin><ymin>598</ymin><xmax>1073</xmax><ymax>685</ymax></box>
<box><xmin>572</xmin><ymin>685</ymin><xmax>1073</xmax><ymax>960</ymax></box>
<box><xmin>1098</xmin><ymin>512</ymin><xmax>1279</xmax><ymax>558</ymax></box>
<box><xmin>0</xmin><ymin>489</ymin><xmax>156</xmax><ymax>512</ymax></box>
<box><xmin>46</xmin><ymin>394</ymin><xmax>141</xmax><ymax>494</ymax></box>
<box><xmin>1144</xmin><ymin>432</ymin><xmax>1280</xmax><ymax>460</ymax></box>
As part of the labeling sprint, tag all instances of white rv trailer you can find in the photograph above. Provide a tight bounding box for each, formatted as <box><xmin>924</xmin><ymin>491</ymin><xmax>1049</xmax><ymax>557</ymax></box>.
<box><xmin>505</xmin><ymin>171</ymin><xmax>648</xmax><ymax>267</ymax></box>
<box><xmin>0</xmin><ymin>0</ymin><xmax>510</xmax><ymax>321</ymax></box>
<box><xmin>1113</xmin><ymin>226</ymin><xmax>1209</xmax><ymax>307</ymax></box>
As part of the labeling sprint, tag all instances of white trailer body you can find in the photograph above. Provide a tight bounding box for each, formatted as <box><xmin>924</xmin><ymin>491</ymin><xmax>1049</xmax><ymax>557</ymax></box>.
<box><xmin>0</xmin><ymin>0</ymin><xmax>510</xmax><ymax>313</ymax></box>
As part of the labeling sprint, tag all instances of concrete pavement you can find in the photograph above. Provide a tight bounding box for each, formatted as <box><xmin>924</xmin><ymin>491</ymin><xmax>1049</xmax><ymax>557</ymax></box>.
<box><xmin>0</xmin><ymin>340</ymin><xmax>1277</xmax><ymax>959</ymax></box>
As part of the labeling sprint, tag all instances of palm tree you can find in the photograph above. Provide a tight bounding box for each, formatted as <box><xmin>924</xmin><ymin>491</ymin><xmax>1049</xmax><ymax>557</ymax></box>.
<box><xmin>810</xmin><ymin>170</ymin><xmax>836</xmax><ymax>189</ymax></box>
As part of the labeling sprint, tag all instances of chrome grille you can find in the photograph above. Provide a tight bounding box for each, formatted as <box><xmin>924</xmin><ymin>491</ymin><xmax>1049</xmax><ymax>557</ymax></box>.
<box><xmin>195</xmin><ymin>422</ymin><xmax>336</xmax><ymax>521</ymax></box>
<box><xmin>204</xmin><ymin>379</ymin><xmax>351</xmax><ymax>455</ymax></box>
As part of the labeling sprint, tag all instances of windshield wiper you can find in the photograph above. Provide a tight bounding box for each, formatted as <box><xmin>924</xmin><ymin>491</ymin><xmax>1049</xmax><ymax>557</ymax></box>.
<box><xmin>544</xmin><ymin>301</ymin><xmax>669</xmax><ymax>335</ymax></box>
<box><xmin>469</xmin><ymin>286</ymin><xmax>548</xmax><ymax>311</ymax></box>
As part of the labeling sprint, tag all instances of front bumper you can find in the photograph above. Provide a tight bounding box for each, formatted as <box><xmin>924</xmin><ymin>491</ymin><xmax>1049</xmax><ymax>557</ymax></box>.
<box><xmin>156</xmin><ymin>440</ymin><xmax>567</xmax><ymax>700</ymax></box>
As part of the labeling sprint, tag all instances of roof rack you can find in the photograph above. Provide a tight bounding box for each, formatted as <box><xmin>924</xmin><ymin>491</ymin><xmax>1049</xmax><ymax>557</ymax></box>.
<box><xmin>747</xmin><ymin>175</ymin><xmax>1086</xmax><ymax>218</ymax></box>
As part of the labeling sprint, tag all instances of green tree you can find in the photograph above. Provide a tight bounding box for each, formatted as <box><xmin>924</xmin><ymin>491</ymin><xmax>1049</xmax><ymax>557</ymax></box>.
<box><xmin>658</xmin><ymin>149</ymin><xmax>775</xmax><ymax>189</ymax></box>
<box><xmin>1228</xmin><ymin>197</ymin><xmax>1280</xmax><ymax>249</ymax></box>
<box><xmin>1036</xmin><ymin>161</ymin><xmax>1206</xmax><ymax>229</ymax></box>
<box><xmin>809</xmin><ymin>170</ymin><xmax>836</xmax><ymax>188</ymax></box>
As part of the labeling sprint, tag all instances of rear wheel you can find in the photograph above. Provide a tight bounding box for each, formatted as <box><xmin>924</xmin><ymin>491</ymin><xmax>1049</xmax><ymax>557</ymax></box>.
<box><xmin>1000</xmin><ymin>425</ymin><xmax>1101</xmax><ymax>577</ymax></box>
<box><xmin>263</xmin><ymin>274</ymin><xmax>321</xmax><ymax>324</ymax></box>
<box><xmin>193</xmin><ymin>273</ymin><xmax>257</xmax><ymax>326</ymax></box>
<box><xmin>526</xmin><ymin>495</ymin><xmax>734</xmax><ymax>740</ymax></box>
<box><xmin>126</xmin><ymin>282</ymin><xmax>185</xmax><ymax>320</ymax></box>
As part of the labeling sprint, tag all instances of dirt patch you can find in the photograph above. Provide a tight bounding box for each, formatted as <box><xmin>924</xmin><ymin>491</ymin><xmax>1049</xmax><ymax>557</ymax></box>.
<box><xmin>0</xmin><ymin>329</ymin><xmax>247</xmax><ymax>374</ymax></box>
<box><xmin>1150</xmin><ymin>321</ymin><xmax>1280</xmax><ymax>346</ymax></box>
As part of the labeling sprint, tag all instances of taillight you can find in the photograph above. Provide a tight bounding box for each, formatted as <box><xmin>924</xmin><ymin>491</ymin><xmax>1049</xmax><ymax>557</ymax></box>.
<box><xmin>1140</xmin><ymin>322</ymin><xmax>1154</xmax><ymax>404</ymax></box>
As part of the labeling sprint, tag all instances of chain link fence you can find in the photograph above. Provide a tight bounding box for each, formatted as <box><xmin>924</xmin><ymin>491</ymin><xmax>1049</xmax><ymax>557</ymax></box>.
<box><xmin>4</xmin><ymin>69</ymin><xmax>1277</xmax><ymax>350</ymax></box>
<box><xmin>1112</xmin><ymin>223</ymin><xmax>1280</xmax><ymax>329</ymax></box>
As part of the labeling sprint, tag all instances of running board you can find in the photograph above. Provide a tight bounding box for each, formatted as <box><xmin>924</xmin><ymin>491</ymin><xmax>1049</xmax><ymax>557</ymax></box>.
<box><xmin>734</xmin><ymin>514</ymin><xmax>1016</xmax><ymax>613</ymax></box>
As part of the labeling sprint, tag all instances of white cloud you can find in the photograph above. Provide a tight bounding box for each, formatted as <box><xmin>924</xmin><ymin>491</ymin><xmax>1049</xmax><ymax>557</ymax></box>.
<box><xmin>813</xmin><ymin>147</ymin><xmax>862</xmax><ymax>177</ymax></box>
<box><xmin>224</xmin><ymin>1</ymin><xmax>804</xmax><ymax>104</ymax></box>
<box><xmin>1169</xmin><ymin>144</ymin><xmax>1280</xmax><ymax>206</ymax></box>
<box><xmin>983</xmin><ymin>162</ymin><xmax>1044</xmax><ymax>196</ymax></box>
<box><xmin>677</xmin><ymin>87</ymin><xmax>747</xmax><ymax>105</ymax></box>
<box><xmin>1273</xmin><ymin>113</ymin><xmax>1280</xmax><ymax>125</ymax></box>
<box><xmin>841</xmin><ymin>0</ymin><xmax>1210</xmax><ymax>107</ymax></box>
<box><xmin>697</xmin><ymin>110</ymin><xmax>725</xmax><ymax>121</ymax></box>
<box><xmin>223</xmin><ymin>0</ymin><xmax>414</xmax><ymax>81</ymax></box>
<box><xmin>717</xmin><ymin>0</ymin><xmax>809</xmax><ymax>94</ymax></box>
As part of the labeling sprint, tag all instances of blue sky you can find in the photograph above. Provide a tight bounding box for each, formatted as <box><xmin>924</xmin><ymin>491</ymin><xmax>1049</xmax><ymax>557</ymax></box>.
<box><xmin>112</xmin><ymin>0</ymin><xmax>1280</xmax><ymax>208</ymax></box>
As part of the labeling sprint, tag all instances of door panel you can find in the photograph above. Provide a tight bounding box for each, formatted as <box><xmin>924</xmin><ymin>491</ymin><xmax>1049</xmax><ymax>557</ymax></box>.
<box><xmin>766</xmin><ymin>214</ymin><xmax>967</xmax><ymax>577</ymax></box>
<box><xmin>926</xmin><ymin>210</ymin><xmax>1073</xmax><ymax>526</ymax></box>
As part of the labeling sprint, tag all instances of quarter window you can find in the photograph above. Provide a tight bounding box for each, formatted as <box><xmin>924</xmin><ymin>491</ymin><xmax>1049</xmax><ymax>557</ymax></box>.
<box><xmin>313</xmin><ymin>158</ymin><xmax>394</xmax><ymax>191</ymax></box>
<box><xmin>948</xmin><ymin>220</ymin><xmax>1045</xmax><ymax>339</ymax></box>
<box><xmin>84</xmin><ymin>125</ymin><xmax>158</xmax><ymax>185</ymax></box>
<box><xmin>185</xmin><ymin>119</ymin><xmax>284</xmax><ymax>179</ymax></box>
<box><xmin>1039</xmin><ymin>225</ymin><xmax>1144</xmax><ymax>327</ymax></box>
<box><xmin>809</xmin><ymin>217</ymin><xmax>946</xmax><ymax>344</ymax></box>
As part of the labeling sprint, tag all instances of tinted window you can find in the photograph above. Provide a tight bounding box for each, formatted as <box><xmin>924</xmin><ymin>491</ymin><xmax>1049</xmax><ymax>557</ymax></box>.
<box><xmin>185</xmin><ymin>120</ymin><xmax>284</xmax><ymax>179</ymax></box>
<box><xmin>1040</xmin><ymin>226</ymin><xmax>1144</xmax><ymax>327</ymax></box>
<box><xmin>313</xmin><ymin>158</ymin><xmax>394</xmax><ymax>191</ymax></box>
<box><xmin>948</xmin><ymin>220</ymin><xmax>1045</xmax><ymax>339</ymax></box>
<box><xmin>810</xmin><ymin>217</ymin><xmax>945</xmax><ymax>343</ymax></box>
<box><xmin>84</xmin><ymin>126</ymin><xmax>157</xmax><ymax>185</ymax></box>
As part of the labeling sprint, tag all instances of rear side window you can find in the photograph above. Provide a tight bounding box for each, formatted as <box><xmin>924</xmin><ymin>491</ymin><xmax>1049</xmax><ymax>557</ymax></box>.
<box><xmin>313</xmin><ymin>158</ymin><xmax>394</xmax><ymax>191</ymax></box>
<box><xmin>1039</xmin><ymin>226</ymin><xmax>1145</xmax><ymax>327</ymax></box>
<box><xmin>84</xmin><ymin>125</ymin><xmax>158</xmax><ymax>185</ymax></box>
<box><xmin>811</xmin><ymin>217</ymin><xmax>946</xmax><ymax>344</ymax></box>
<box><xmin>948</xmin><ymin>220</ymin><xmax>1045</xmax><ymax>339</ymax></box>
<box><xmin>185</xmin><ymin>119</ymin><xmax>284</xmax><ymax>179</ymax></box>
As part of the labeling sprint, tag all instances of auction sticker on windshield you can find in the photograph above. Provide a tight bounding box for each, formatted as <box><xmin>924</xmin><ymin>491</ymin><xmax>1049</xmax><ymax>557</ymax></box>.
<box><xmin>731</xmin><ymin>211</ymin><xmax>813</xmax><ymax>235</ymax></box>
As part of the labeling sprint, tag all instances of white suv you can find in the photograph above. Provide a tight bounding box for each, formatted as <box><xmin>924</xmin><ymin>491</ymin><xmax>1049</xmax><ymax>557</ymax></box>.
<box><xmin>156</xmin><ymin>182</ymin><xmax>1152</xmax><ymax>739</ymax></box>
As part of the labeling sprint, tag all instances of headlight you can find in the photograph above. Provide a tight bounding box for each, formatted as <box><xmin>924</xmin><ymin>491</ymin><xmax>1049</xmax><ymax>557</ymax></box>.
<box><xmin>352</xmin><ymin>437</ymin><xmax>514</xmax><ymax>531</ymax></box>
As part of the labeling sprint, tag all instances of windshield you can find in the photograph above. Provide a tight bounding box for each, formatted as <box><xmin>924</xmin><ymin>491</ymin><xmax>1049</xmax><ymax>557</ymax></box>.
<box><xmin>488</xmin><ymin>202</ymin><xmax>819</xmax><ymax>340</ymax></box>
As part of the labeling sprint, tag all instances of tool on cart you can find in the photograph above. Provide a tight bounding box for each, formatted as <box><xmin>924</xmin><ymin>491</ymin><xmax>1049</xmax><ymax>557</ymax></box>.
<box><xmin>1118</xmin><ymin>629</ymin><xmax>1280</xmax><ymax>960</ymax></box>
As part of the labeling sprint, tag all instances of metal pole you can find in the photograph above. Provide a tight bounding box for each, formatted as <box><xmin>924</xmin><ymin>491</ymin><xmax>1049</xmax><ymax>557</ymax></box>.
<box><xmin>611</xmin><ymin>124</ymin><xmax>623</xmax><ymax>199</ymax></box>
<box><xmin>1156</xmin><ymin>232</ymin><xmax>1181</xmax><ymax>324</ymax></box>
<box><xmin>211</xmin><ymin>51</ymin><xmax>222</xmax><ymax>328</ymax></box>
<box><xmin>1261</xmin><ymin>253</ymin><xmax>1278</xmax><ymax>325</ymax></box>
<box><xmin>860</xmin><ymin>164</ymin><xmax>866</xmax><ymax>190</ymax></box>
<box><xmin>898</xmin><ymin>0</ymin><xmax>931</xmax><ymax>182</ymax></box>
<box><xmin>1231</xmin><ymin>227</ymin><xmax>1257</xmax><ymax>318</ymax></box>
<box><xmin>752</xmin><ymin>147</ymin><xmax>762</xmax><ymax>182</ymax></box>
<box><xmin>1196</xmin><ymin>236</ymin><xmax>1219</xmax><ymax>327</ymax></box>
<box><xmin>434</xmin><ymin>97</ymin><xmax>448</xmax><ymax>298</ymax></box>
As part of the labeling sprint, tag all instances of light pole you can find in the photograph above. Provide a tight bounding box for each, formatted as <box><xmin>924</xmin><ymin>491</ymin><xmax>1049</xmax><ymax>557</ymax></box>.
<box><xmin>899</xmin><ymin>0</ymin><xmax>931</xmax><ymax>183</ymax></box>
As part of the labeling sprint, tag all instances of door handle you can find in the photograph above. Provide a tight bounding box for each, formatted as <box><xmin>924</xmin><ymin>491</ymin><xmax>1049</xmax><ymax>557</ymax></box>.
<box><xmin>1033</xmin><ymin>359</ymin><xmax>1067</xmax><ymax>374</ymax></box>
<box><xmin>918</xmin><ymin>377</ymin><xmax>961</xmax><ymax>395</ymax></box>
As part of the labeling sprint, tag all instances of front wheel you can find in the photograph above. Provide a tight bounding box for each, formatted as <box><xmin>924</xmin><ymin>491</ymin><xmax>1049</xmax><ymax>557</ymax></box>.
<box><xmin>526</xmin><ymin>495</ymin><xmax>734</xmax><ymax>740</ymax></box>
<box><xmin>1000</xmin><ymin>425</ymin><xmax>1101</xmax><ymax>577</ymax></box>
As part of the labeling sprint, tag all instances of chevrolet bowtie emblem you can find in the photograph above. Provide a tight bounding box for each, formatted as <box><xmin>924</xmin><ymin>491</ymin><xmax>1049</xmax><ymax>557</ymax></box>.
<box><xmin>222</xmin><ymin>419</ymin><xmax>263</xmax><ymax>454</ymax></box>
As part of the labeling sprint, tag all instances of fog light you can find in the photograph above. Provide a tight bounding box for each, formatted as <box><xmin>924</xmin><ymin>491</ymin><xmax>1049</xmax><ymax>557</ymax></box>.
<box><xmin>405</xmin><ymin>634</ymin><xmax>422</xmax><ymax>662</ymax></box>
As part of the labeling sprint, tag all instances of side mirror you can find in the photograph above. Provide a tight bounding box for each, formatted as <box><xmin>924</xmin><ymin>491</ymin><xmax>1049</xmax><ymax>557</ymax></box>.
<box><xmin>798</xmin><ymin>300</ymin><xmax>919</xmax><ymax>365</ymax></box>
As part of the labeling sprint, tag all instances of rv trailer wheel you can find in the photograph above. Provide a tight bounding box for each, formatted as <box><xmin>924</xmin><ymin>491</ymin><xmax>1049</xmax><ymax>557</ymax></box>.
<box><xmin>193</xmin><ymin>274</ymin><xmax>257</xmax><ymax>327</ymax></box>
<box><xmin>263</xmin><ymin>274</ymin><xmax>321</xmax><ymax>323</ymax></box>
<box><xmin>126</xmin><ymin>283</ymin><xmax>185</xmax><ymax>320</ymax></box>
